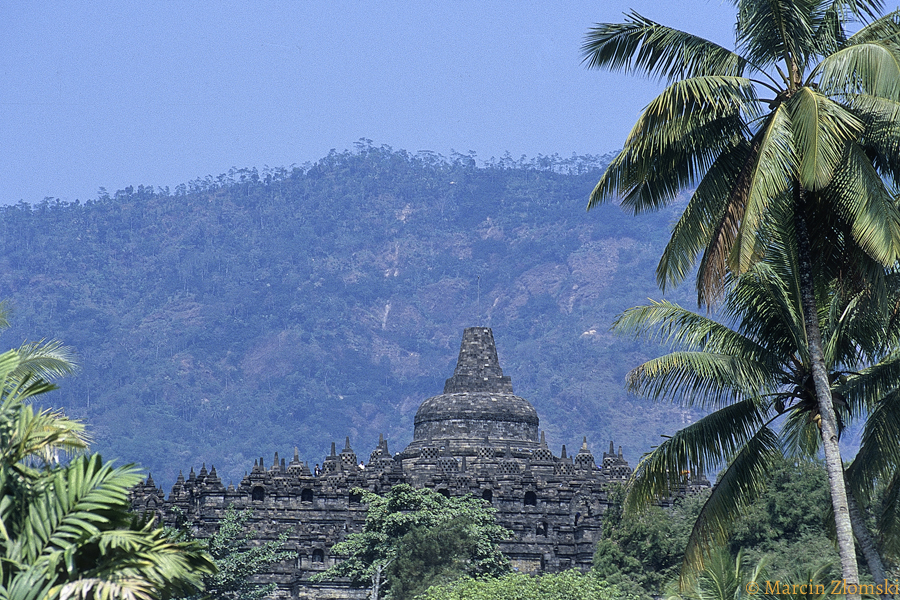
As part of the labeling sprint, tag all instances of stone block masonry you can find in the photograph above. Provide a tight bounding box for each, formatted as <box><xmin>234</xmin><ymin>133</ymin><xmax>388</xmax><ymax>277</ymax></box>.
<box><xmin>132</xmin><ymin>327</ymin><xmax>662</xmax><ymax>599</ymax></box>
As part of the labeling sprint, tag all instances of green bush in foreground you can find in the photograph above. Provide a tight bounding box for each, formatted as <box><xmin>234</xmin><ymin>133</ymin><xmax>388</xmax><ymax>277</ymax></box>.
<box><xmin>173</xmin><ymin>505</ymin><xmax>295</xmax><ymax>600</ymax></box>
<box><xmin>0</xmin><ymin>347</ymin><xmax>215</xmax><ymax>600</ymax></box>
<box><xmin>419</xmin><ymin>570</ymin><xmax>634</xmax><ymax>600</ymax></box>
<box><xmin>313</xmin><ymin>484</ymin><xmax>509</xmax><ymax>600</ymax></box>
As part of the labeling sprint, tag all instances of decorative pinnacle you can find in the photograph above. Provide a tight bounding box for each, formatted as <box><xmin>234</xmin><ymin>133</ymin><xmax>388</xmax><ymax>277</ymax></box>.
<box><xmin>444</xmin><ymin>327</ymin><xmax>513</xmax><ymax>393</ymax></box>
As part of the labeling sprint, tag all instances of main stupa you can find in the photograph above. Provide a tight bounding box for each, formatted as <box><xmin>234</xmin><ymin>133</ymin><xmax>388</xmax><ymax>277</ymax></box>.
<box><xmin>132</xmin><ymin>327</ymin><xmax>651</xmax><ymax>599</ymax></box>
<box><xmin>402</xmin><ymin>327</ymin><xmax>540</xmax><ymax>459</ymax></box>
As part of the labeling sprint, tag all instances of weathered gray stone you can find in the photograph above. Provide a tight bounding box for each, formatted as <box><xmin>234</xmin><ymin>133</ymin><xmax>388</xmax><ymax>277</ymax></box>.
<box><xmin>131</xmin><ymin>327</ymin><xmax>648</xmax><ymax>599</ymax></box>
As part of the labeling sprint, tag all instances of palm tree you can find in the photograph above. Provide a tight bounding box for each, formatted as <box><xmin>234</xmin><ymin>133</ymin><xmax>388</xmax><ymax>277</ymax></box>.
<box><xmin>840</xmin><ymin>341</ymin><xmax>900</xmax><ymax>578</ymax></box>
<box><xmin>664</xmin><ymin>548</ymin><xmax>769</xmax><ymax>600</ymax></box>
<box><xmin>0</xmin><ymin>349</ymin><xmax>215</xmax><ymax>599</ymax></box>
<box><xmin>584</xmin><ymin>1</ymin><xmax>900</xmax><ymax>588</ymax></box>
<box><xmin>613</xmin><ymin>220</ymin><xmax>900</xmax><ymax>586</ymax></box>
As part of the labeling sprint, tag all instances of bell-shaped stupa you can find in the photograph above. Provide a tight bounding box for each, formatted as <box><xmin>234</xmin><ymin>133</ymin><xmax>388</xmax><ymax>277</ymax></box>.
<box><xmin>402</xmin><ymin>327</ymin><xmax>540</xmax><ymax>459</ymax></box>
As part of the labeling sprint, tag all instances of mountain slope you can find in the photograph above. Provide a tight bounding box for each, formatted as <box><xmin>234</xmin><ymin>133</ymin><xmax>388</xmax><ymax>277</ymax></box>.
<box><xmin>0</xmin><ymin>145</ymin><xmax>696</xmax><ymax>485</ymax></box>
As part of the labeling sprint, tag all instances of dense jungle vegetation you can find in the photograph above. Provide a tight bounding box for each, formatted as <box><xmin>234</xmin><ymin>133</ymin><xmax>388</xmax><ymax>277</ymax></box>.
<box><xmin>0</xmin><ymin>143</ymin><xmax>698</xmax><ymax>486</ymax></box>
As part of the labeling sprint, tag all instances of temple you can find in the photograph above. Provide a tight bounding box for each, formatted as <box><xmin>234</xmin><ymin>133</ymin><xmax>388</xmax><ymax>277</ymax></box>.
<box><xmin>132</xmin><ymin>327</ymin><xmax>641</xmax><ymax>599</ymax></box>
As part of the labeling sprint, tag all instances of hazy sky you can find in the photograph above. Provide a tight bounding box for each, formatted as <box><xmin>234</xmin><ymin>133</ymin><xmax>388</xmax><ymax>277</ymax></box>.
<box><xmin>2</xmin><ymin>1</ymin><xmax>737</xmax><ymax>204</ymax></box>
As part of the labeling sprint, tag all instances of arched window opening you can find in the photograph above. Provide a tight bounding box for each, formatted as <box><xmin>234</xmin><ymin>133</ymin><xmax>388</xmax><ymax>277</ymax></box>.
<box><xmin>312</xmin><ymin>549</ymin><xmax>325</xmax><ymax>563</ymax></box>
<box><xmin>437</xmin><ymin>488</ymin><xmax>450</xmax><ymax>498</ymax></box>
<box><xmin>251</xmin><ymin>486</ymin><xmax>265</xmax><ymax>502</ymax></box>
<box><xmin>301</xmin><ymin>488</ymin><xmax>313</xmax><ymax>503</ymax></box>
<box><xmin>482</xmin><ymin>489</ymin><xmax>493</xmax><ymax>503</ymax></box>
<box><xmin>524</xmin><ymin>491</ymin><xmax>537</xmax><ymax>506</ymax></box>
<box><xmin>537</xmin><ymin>521</ymin><xmax>548</xmax><ymax>537</ymax></box>
<box><xmin>349</xmin><ymin>491</ymin><xmax>362</xmax><ymax>504</ymax></box>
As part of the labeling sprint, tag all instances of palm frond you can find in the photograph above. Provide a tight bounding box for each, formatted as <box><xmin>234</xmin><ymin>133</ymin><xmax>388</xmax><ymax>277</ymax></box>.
<box><xmin>812</xmin><ymin>2</ymin><xmax>849</xmax><ymax>57</ymax></box>
<box><xmin>838</xmin><ymin>350</ymin><xmax>900</xmax><ymax>409</ymax></box>
<box><xmin>588</xmin><ymin>76</ymin><xmax>756</xmax><ymax>212</ymax></box>
<box><xmin>0</xmin><ymin>301</ymin><xmax>11</xmax><ymax>332</ymax></box>
<box><xmin>781</xmin><ymin>404</ymin><xmax>823</xmax><ymax>457</ymax></box>
<box><xmin>626</xmin><ymin>400</ymin><xmax>772</xmax><ymax>514</ymax></box>
<box><xmin>614</xmin><ymin>300</ymin><xmax>753</xmax><ymax>351</ymax></box>
<box><xmin>822</xmin><ymin>288</ymin><xmax>866</xmax><ymax>367</ymax></box>
<box><xmin>614</xmin><ymin>300</ymin><xmax>782</xmax><ymax>407</ymax></box>
<box><xmin>657</xmin><ymin>137</ymin><xmax>752</xmax><ymax>297</ymax></box>
<box><xmin>876</xmin><ymin>468</ymin><xmax>900</xmax><ymax>559</ymax></box>
<box><xmin>2</xmin><ymin>568</ymin><xmax>56</xmax><ymax>600</ymax></box>
<box><xmin>844</xmin><ymin>387</ymin><xmax>900</xmax><ymax>502</ymax></box>
<box><xmin>56</xmin><ymin>578</ymin><xmax>156</xmax><ymax>600</ymax></box>
<box><xmin>624</xmin><ymin>77</ymin><xmax>759</xmax><ymax>148</ymax></box>
<box><xmin>680</xmin><ymin>427</ymin><xmax>782</xmax><ymax>578</ymax></box>
<box><xmin>582</xmin><ymin>13</ymin><xmax>747</xmax><ymax>81</ymax></box>
<box><xmin>816</xmin><ymin>40</ymin><xmax>900</xmax><ymax>100</ymax></box>
<box><xmin>847</xmin><ymin>9</ymin><xmax>900</xmax><ymax>47</ymax></box>
<box><xmin>850</xmin><ymin>93</ymin><xmax>900</xmax><ymax>187</ymax></box>
<box><xmin>827</xmin><ymin>142</ymin><xmax>900</xmax><ymax>266</ymax></box>
<box><xmin>19</xmin><ymin>455</ymin><xmax>142</xmax><ymax>564</ymax></box>
<box><xmin>727</xmin><ymin>258</ymin><xmax>808</xmax><ymax>365</ymax></box>
<box><xmin>736</xmin><ymin>0</ymin><xmax>820</xmax><ymax>73</ymax></box>
<box><xmin>733</xmin><ymin>104</ymin><xmax>795</xmax><ymax>274</ymax></box>
<box><xmin>86</xmin><ymin>527</ymin><xmax>213</xmax><ymax>597</ymax></box>
<box><xmin>12</xmin><ymin>340</ymin><xmax>77</xmax><ymax>383</ymax></box>
<box><xmin>789</xmin><ymin>88</ymin><xmax>863</xmax><ymax>191</ymax></box>
<box><xmin>1</xmin><ymin>391</ymin><xmax>88</xmax><ymax>469</ymax></box>
<box><xmin>627</xmin><ymin>351</ymin><xmax>776</xmax><ymax>408</ymax></box>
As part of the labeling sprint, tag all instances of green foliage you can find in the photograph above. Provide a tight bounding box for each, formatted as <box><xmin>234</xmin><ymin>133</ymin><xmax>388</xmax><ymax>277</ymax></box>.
<box><xmin>593</xmin><ymin>484</ymin><xmax>705</xmax><ymax>598</ymax></box>
<box><xmin>613</xmin><ymin>221</ymin><xmax>900</xmax><ymax>576</ymax></box>
<box><xmin>419</xmin><ymin>570</ymin><xmax>633</xmax><ymax>600</ymax></box>
<box><xmin>387</xmin><ymin>518</ymin><xmax>484</xmax><ymax>600</ymax></box>
<box><xmin>595</xmin><ymin>458</ymin><xmax>840</xmax><ymax>597</ymax></box>
<box><xmin>583</xmin><ymin>3</ymin><xmax>900</xmax><ymax>301</ymax></box>
<box><xmin>664</xmin><ymin>548</ymin><xmax>767</xmax><ymax>600</ymax></box>
<box><xmin>0</xmin><ymin>347</ymin><xmax>215</xmax><ymax>600</ymax></box>
<box><xmin>177</xmin><ymin>505</ymin><xmax>295</xmax><ymax>600</ymax></box>
<box><xmin>728</xmin><ymin>457</ymin><xmax>839</xmax><ymax>582</ymax></box>
<box><xmin>665</xmin><ymin>547</ymin><xmax>835</xmax><ymax>600</ymax></box>
<box><xmin>585</xmin><ymin>5</ymin><xmax>900</xmax><ymax>587</ymax></box>
<box><xmin>314</xmin><ymin>484</ymin><xmax>510</xmax><ymax>600</ymax></box>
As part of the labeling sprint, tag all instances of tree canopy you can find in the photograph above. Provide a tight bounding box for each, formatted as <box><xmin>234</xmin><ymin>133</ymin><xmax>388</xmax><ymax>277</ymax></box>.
<box><xmin>173</xmin><ymin>506</ymin><xmax>295</xmax><ymax>600</ymax></box>
<box><xmin>612</xmin><ymin>220</ymin><xmax>900</xmax><ymax>578</ymax></box>
<box><xmin>313</xmin><ymin>484</ymin><xmax>509</xmax><ymax>600</ymax></box>
<box><xmin>419</xmin><ymin>570</ymin><xmax>630</xmax><ymax>600</ymax></box>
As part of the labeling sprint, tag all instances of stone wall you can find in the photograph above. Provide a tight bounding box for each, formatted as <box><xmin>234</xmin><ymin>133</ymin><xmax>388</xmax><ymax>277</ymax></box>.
<box><xmin>131</xmin><ymin>328</ymin><xmax>650</xmax><ymax>598</ymax></box>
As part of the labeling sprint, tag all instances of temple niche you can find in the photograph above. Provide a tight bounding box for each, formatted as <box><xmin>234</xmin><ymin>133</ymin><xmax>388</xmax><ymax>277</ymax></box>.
<box><xmin>131</xmin><ymin>327</ymin><xmax>641</xmax><ymax>599</ymax></box>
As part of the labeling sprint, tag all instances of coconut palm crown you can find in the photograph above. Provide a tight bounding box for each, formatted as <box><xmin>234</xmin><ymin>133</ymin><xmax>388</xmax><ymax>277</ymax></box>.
<box><xmin>584</xmin><ymin>0</ymin><xmax>900</xmax><ymax>302</ymax></box>
<box><xmin>585</xmin><ymin>2</ymin><xmax>900</xmax><ymax>590</ymax></box>
<box><xmin>613</xmin><ymin>222</ymin><xmax>900</xmax><ymax>579</ymax></box>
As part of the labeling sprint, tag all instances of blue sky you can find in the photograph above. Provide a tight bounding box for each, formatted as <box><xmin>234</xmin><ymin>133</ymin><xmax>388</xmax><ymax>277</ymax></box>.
<box><xmin>2</xmin><ymin>1</ymin><xmax>737</xmax><ymax>204</ymax></box>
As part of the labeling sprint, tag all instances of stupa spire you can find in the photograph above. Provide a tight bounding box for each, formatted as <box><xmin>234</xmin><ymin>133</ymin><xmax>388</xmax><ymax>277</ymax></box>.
<box><xmin>443</xmin><ymin>327</ymin><xmax>513</xmax><ymax>393</ymax></box>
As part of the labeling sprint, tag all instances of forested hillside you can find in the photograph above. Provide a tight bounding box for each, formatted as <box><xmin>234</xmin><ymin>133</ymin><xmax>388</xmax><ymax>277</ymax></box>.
<box><xmin>0</xmin><ymin>144</ymin><xmax>696</xmax><ymax>485</ymax></box>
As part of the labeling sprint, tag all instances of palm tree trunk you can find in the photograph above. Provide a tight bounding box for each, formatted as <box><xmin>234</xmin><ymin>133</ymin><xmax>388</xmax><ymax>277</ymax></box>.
<box><xmin>848</xmin><ymin>490</ymin><xmax>889</xmax><ymax>600</ymax></box>
<box><xmin>794</xmin><ymin>191</ymin><xmax>860</xmax><ymax>599</ymax></box>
